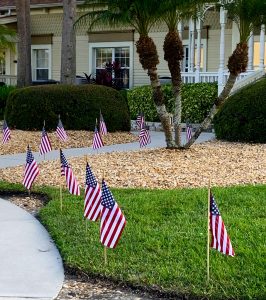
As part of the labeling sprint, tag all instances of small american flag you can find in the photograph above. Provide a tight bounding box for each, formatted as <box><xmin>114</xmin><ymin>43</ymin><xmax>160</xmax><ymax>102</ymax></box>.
<box><xmin>136</xmin><ymin>113</ymin><xmax>144</xmax><ymax>129</ymax></box>
<box><xmin>100</xmin><ymin>180</ymin><xmax>126</xmax><ymax>248</ymax></box>
<box><xmin>84</xmin><ymin>163</ymin><xmax>102</xmax><ymax>221</ymax></box>
<box><xmin>56</xmin><ymin>118</ymin><xmax>67</xmax><ymax>142</ymax></box>
<box><xmin>186</xmin><ymin>123</ymin><xmax>192</xmax><ymax>143</ymax></box>
<box><xmin>23</xmin><ymin>146</ymin><xmax>40</xmax><ymax>190</ymax></box>
<box><xmin>2</xmin><ymin>119</ymin><xmax>11</xmax><ymax>144</ymax></box>
<box><xmin>99</xmin><ymin>112</ymin><xmax>108</xmax><ymax>135</ymax></box>
<box><xmin>39</xmin><ymin>126</ymin><xmax>52</xmax><ymax>155</ymax></box>
<box><xmin>92</xmin><ymin>126</ymin><xmax>104</xmax><ymax>150</ymax></box>
<box><xmin>210</xmin><ymin>193</ymin><xmax>235</xmax><ymax>257</ymax></box>
<box><xmin>139</xmin><ymin>127</ymin><xmax>151</xmax><ymax>148</ymax></box>
<box><xmin>60</xmin><ymin>149</ymin><xmax>80</xmax><ymax>195</ymax></box>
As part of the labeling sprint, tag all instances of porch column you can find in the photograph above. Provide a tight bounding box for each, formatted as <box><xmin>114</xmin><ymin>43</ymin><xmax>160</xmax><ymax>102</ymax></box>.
<box><xmin>218</xmin><ymin>7</ymin><xmax>227</xmax><ymax>96</ymax></box>
<box><xmin>247</xmin><ymin>31</ymin><xmax>254</xmax><ymax>71</ymax></box>
<box><xmin>259</xmin><ymin>24</ymin><xmax>265</xmax><ymax>70</ymax></box>
<box><xmin>178</xmin><ymin>21</ymin><xmax>183</xmax><ymax>40</ymax></box>
<box><xmin>189</xmin><ymin>18</ymin><xmax>195</xmax><ymax>73</ymax></box>
<box><xmin>195</xmin><ymin>18</ymin><xmax>202</xmax><ymax>83</ymax></box>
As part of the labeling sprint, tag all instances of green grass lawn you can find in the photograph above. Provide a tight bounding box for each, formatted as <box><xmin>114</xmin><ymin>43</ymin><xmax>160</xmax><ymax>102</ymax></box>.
<box><xmin>1</xmin><ymin>182</ymin><xmax>265</xmax><ymax>299</ymax></box>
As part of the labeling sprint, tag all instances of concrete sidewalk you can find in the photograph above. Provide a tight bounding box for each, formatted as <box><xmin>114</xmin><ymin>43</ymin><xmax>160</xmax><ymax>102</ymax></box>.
<box><xmin>0</xmin><ymin>131</ymin><xmax>215</xmax><ymax>169</ymax></box>
<box><xmin>0</xmin><ymin>199</ymin><xmax>64</xmax><ymax>300</ymax></box>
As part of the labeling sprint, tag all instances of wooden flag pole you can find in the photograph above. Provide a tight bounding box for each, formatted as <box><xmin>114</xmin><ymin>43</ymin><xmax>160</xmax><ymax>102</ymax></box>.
<box><xmin>104</xmin><ymin>246</ymin><xmax>107</xmax><ymax>265</ymax></box>
<box><xmin>207</xmin><ymin>179</ymin><xmax>211</xmax><ymax>284</ymax></box>
<box><xmin>60</xmin><ymin>183</ymin><xmax>63</xmax><ymax>211</ymax></box>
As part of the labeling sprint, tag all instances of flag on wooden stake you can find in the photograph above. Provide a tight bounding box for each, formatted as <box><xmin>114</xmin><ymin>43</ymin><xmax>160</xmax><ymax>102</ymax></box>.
<box><xmin>210</xmin><ymin>193</ymin><xmax>235</xmax><ymax>257</ymax></box>
<box><xmin>23</xmin><ymin>145</ymin><xmax>40</xmax><ymax>190</ymax></box>
<box><xmin>56</xmin><ymin>118</ymin><xmax>67</xmax><ymax>142</ymax></box>
<box><xmin>39</xmin><ymin>126</ymin><xmax>52</xmax><ymax>155</ymax></box>
<box><xmin>99</xmin><ymin>111</ymin><xmax>108</xmax><ymax>135</ymax></box>
<box><xmin>60</xmin><ymin>149</ymin><xmax>80</xmax><ymax>195</ymax></box>
<box><xmin>100</xmin><ymin>179</ymin><xmax>126</xmax><ymax>248</ymax></box>
<box><xmin>84</xmin><ymin>163</ymin><xmax>102</xmax><ymax>221</ymax></box>
<box><xmin>2</xmin><ymin>119</ymin><xmax>11</xmax><ymax>144</ymax></box>
<box><xmin>92</xmin><ymin>126</ymin><xmax>104</xmax><ymax>150</ymax></box>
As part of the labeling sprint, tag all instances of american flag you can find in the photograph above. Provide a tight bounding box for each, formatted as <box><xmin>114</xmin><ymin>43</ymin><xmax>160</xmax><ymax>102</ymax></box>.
<box><xmin>84</xmin><ymin>163</ymin><xmax>102</xmax><ymax>221</ymax></box>
<box><xmin>23</xmin><ymin>146</ymin><xmax>40</xmax><ymax>190</ymax></box>
<box><xmin>100</xmin><ymin>180</ymin><xmax>126</xmax><ymax>248</ymax></box>
<box><xmin>60</xmin><ymin>149</ymin><xmax>80</xmax><ymax>195</ymax></box>
<box><xmin>139</xmin><ymin>127</ymin><xmax>151</xmax><ymax>148</ymax></box>
<box><xmin>2</xmin><ymin>119</ymin><xmax>11</xmax><ymax>144</ymax></box>
<box><xmin>39</xmin><ymin>126</ymin><xmax>52</xmax><ymax>155</ymax></box>
<box><xmin>56</xmin><ymin>118</ymin><xmax>67</xmax><ymax>142</ymax></box>
<box><xmin>186</xmin><ymin>123</ymin><xmax>192</xmax><ymax>143</ymax></box>
<box><xmin>136</xmin><ymin>113</ymin><xmax>144</xmax><ymax>129</ymax></box>
<box><xmin>99</xmin><ymin>112</ymin><xmax>108</xmax><ymax>135</ymax></box>
<box><xmin>210</xmin><ymin>193</ymin><xmax>235</xmax><ymax>257</ymax></box>
<box><xmin>92</xmin><ymin>126</ymin><xmax>104</xmax><ymax>150</ymax></box>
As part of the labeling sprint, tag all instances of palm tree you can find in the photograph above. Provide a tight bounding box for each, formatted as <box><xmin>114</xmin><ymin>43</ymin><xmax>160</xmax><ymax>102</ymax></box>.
<box><xmin>0</xmin><ymin>25</ymin><xmax>16</xmax><ymax>51</ymax></box>
<box><xmin>184</xmin><ymin>0</ymin><xmax>265</xmax><ymax>148</ymax></box>
<box><xmin>61</xmin><ymin>0</ymin><xmax>77</xmax><ymax>84</ymax></box>
<box><xmin>16</xmin><ymin>0</ymin><xmax>32</xmax><ymax>87</ymax></box>
<box><xmin>76</xmin><ymin>0</ymin><xmax>175</xmax><ymax>147</ymax></box>
<box><xmin>161</xmin><ymin>0</ymin><xmax>212</xmax><ymax>147</ymax></box>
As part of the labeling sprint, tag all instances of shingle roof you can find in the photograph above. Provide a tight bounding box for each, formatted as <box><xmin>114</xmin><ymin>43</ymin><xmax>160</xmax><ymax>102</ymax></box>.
<box><xmin>1</xmin><ymin>1</ymin><xmax>64</xmax><ymax>8</ymax></box>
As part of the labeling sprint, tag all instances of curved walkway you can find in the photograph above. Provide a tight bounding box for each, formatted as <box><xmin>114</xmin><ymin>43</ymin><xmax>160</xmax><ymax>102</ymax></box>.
<box><xmin>0</xmin><ymin>199</ymin><xmax>64</xmax><ymax>299</ymax></box>
<box><xmin>0</xmin><ymin>131</ymin><xmax>214</xmax><ymax>299</ymax></box>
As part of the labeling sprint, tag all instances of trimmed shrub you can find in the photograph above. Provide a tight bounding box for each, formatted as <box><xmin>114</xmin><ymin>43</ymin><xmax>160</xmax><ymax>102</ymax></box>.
<box><xmin>5</xmin><ymin>84</ymin><xmax>130</xmax><ymax>131</ymax></box>
<box><xmin>0</xmin><ymin>85</ymin><xmax>16</xmax><ymax>119</ymax></box>
<box><xmin>214</xmin><ymin>78</ymin><xmax>266</xmax><ymax>143</ymax></box>
<box><xmin>127</xmin><ymin>82</ymin><xmax>217</xmax><ymax>123</ymax></box>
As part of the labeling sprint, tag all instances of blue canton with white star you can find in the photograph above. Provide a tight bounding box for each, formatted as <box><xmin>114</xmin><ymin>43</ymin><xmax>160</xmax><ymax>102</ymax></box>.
<box><xmin>60</xmin><ymin>150</ymin><xmax>69</xmax><ymax>167</ymax></box>
<box><xmin>101</xmin><ymin>180</ymin><xmax>115</xmax><ymax>209</ymax></box>
<box><xmin>210</xmin><ymin>195</ymin><xmax>220</xmax><ymax>215</ymax></box>
<box><xmin>26</xmin><ymin>146</ymin><xmax>34</xmax><ymax>164</ymax></box>
<box><xmin>85</xmin><ymin>164</ymin><xmax>97</xmax><ymax>188</ymax></box>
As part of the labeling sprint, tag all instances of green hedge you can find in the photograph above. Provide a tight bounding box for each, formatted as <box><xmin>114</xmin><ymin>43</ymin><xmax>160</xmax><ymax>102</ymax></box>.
<box><xmin>127</xmin><ymin>82</ymin><xmax>217</xmax><ymax>123</ymax></box>
<box><xmin>5</xmin><ymin>84</ymin><xmax>130</xmax><ymax>131</ymax></box>
<box><xmin>0</xmin><ymin>85</ymin><xmax>16</xmax><ymax>119</ymax></box>
<box><xmin>214</xmin><ymin>78</ymin><xmax>266</xmax><ymax>143</ymax></box>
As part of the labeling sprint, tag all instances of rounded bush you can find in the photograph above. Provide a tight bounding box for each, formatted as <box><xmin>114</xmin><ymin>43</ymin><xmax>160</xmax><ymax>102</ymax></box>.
<box><xmin>127</xmin><ymin>82</ymin><xmax>217</xmax><ymax>123</ymax></box>
<box><xmin>214</xmin><ymin>78</ymin><xmax>266</xmax><ymax>143</ymax></box>
<box><xmin>5</xmin><ymin>84</ymin><xmax>130</xmax><ymax>131</ymax></box>
<box><xmin>0</xmin><ymin>85</ymin><xmax>16</xmax><ymax>119</ymax></box>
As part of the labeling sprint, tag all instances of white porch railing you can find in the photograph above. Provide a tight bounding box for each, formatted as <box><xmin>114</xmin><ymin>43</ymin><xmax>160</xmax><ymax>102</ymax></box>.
<box><xmin>0</xmin><ymin>75</ymin><xmax>17</xmax><ymax>86</ymax></box>
<box><xmin>181</xmin><ymin>72</ymin><xmax>219</xmax><ymax>84</ymax></box>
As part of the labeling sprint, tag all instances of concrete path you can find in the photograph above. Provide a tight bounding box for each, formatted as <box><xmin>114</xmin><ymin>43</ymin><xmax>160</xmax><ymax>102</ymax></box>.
<box><xmin>0</xmin><ymin>131</ymin><xmax>215</xmax><ymax>169</ymax></box>
<box><xmin>0</xmin><ymin>198</ymin><xmax>64</xmax><ymax>300</ymax></box>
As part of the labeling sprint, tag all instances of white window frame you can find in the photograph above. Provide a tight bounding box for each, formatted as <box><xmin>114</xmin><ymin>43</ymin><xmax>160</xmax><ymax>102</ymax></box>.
<box><xmin>89</xmin><ymin>42</ymin><xmax>134</xmax><ymax>88</ymax></box>
<box><xmin>31</xmin><ymin>44</ymin><xmax>52</xmax><ymax>80</ymax></box>
<box><xmin>182</xmin><ymin>39</ymin><xmax>207</xmax><ymax>72</ymax></box>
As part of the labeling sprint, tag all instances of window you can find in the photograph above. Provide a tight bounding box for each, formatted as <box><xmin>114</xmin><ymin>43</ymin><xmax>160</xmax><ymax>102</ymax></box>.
<box><xmin>182</xmin><ymin>44</ymin><xmax>205</xmax><ymax>72</ymax></box>
<box><xmin>253</xmin><ymin>42</ymin><xmax>266</xmax><ymax>69</ymax></box>
<box><xmin>31</xmin><ymin>45</ymin><xmax>51</xmax><ymax>80</ymax></box>
<box><xmin>89</xmin><ymin>42</ymin><xmax>133</xmax><ymax>89</ymax></box>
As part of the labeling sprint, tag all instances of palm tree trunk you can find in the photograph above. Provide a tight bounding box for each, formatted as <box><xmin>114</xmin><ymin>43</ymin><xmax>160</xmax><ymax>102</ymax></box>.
<box><xmin>148</xmin><ymin>67</ymin><xmax>175</xmax><ymax>147</ymax></box>
<box><xmin>183</xmin><ymin>73</ymin><xmax>238</xmax><ymax>148</ymax></box>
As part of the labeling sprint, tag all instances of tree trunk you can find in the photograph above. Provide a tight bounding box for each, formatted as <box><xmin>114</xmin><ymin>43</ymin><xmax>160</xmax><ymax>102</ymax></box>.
<box><xmin>61</xmin><ymin>0</ymin><xmax>76</xmax><ymax>84</ymax></box>
<box><xmin>136</xmin><ymin>35</ymin><xmax>174</xmax><ymax>147</ymax></box>
<box><xmin>163</xmin><ymin>30</ymin><xmax>184</xmax><ymax>147</ymax></box>
<box><xmin>183</xmin><ymin>73</ymin><xmax>238</xmax><ymax>149</ymax></box>
<box><xmin>16</xmin><ymin>0</ymin><xmax>32</xmax><ymax>87</ymax></box>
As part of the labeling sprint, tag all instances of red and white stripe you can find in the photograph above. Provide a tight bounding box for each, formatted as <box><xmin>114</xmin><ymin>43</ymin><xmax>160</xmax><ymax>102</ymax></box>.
<box><xmin>100</xmin><ymin>202</ymin><xmax>126</xmax><ymax>248</ymax></box>
<box><xmin>23</xmin><ymin>159</ymin><xmax>40</xmax><ymax>190</ymax></box>
<box><xmin>39</xmin><ymin>133</ymin><xmax>52</xmax><ymax>155</ymax></box>
<box><xmin>84</xmin><ymin>182</ymin><xmax>102</xmax><ymax>221</ymax></box>
<box><xmin>92</xmin><ymin>129</ymin><xmax>104</xmax><ymax>150</ymax></box>
<box><xmin>139</xmin><ymin>128</ymin><xmax>151</xmax><ymax>147</ymax></box>
<box><xmin>63</xmin><ymin>166</ymin><xmax>80</xmax><ymax>196</ymax></box>
<box><xmin>56</xmin><ymin>127</ymin><xmax>67</xmax><ymax>142</ymax></box>
<box><xmin>2</xmin><ymin>126</ymin><xmax>11</xmax><ymax>144</ymax></box>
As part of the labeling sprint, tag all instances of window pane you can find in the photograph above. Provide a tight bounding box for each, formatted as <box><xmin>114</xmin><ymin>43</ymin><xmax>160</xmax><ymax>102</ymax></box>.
<box><xmin>96</xmin><ymin>48</ymin><xmax>112</xmax><ymax>68</ymax></box>
<box><xmin>36</xmin><ymin>69</ymin><xmax>48</xmax><ymax>80</ymax></box>
<box><xmin>36</xmin><ymin>49</ymin><xmax>49</xmax><ymax>68</ymax></box>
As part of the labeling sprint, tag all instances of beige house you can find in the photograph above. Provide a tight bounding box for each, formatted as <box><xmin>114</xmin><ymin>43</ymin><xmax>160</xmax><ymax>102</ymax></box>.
<box><xmin>0</xmin><ymin>0</ymin><xmax>265</xmax><ymax>94</ymax></box>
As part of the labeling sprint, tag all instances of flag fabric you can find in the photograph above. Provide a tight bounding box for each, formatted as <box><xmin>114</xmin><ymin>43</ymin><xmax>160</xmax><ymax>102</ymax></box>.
<box><xmin>2</xmin><ymin>119</ymin><xmax>11</xmax><ymax>144</ymax></box>
<box><xmin>136</xmin><ymin>113</ymin><xmax>144</xmax><ymax>129</ymax></box>
<box><xmin>186</xmin><ymin>123</ymin><xmax>192</xmax><ymax>142</ymax></box>
<box><xmin>84</xmin><ymin>163</ymin><xmax>102</xmax><ymax>221</ymax></box>
<box><xmin>39</xmin><ymin>126</ymin><xmax>52</xmax><ymax>155</ymax></box>
<box><xmin>92</xmin><ymin>126</ymin><xmax>104</xmax><ymax>150</ymax></box>
<box><xmin>99</xmin><ymin>112</ymin><xmax>108</xmax><ymax>135</ymax></box>
<box><xmin>139</xmin><ymin>127</ymin><xmax>151</xmax><ymax>148</ymax></box>
<box><xmin>60</xmin><ymin>149</ymin><xmax>80</xmax><ymax>195</ymax></box>
<box><xmin>100</xmin><ymin>180</ymin><xmax>126</xmax><ymax>248</ymax></box>
<box><xmin>23</xmin><ymin>146</ymin><xmax>40</xmax><ymax>190</ymax></box>
<box><xmin>56</xmin><ymin>118</ymin><xmax>67</xmax><ymax>142</ymax></box>
<box><xmin>210</xmin><ymin>193</ymin><xmax>235</xmax><ymax>257</ymax></box>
